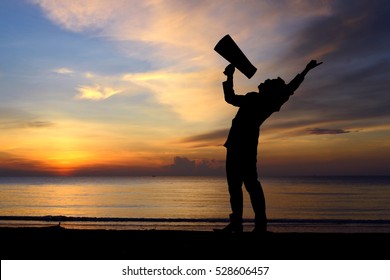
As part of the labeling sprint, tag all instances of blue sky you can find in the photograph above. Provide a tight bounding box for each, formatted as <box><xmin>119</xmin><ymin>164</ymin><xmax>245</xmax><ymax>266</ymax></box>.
<box><xmin>1</xmin><ymin>0</ymin><xmax>390</xmax><ymax>176</ymax></box>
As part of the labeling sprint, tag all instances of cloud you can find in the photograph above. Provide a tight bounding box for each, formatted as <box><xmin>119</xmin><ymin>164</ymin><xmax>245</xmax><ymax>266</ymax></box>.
<box><xmin>168</xmin><ymin>156</ymin><xmax>196</xmax><ymax>175</ymax></box>
<box><xmin>0</xmin><ymin>107</ymin><xmax>56</xmax><ymax>130</ymax></box>
<box><xmin>30</xmin><ymin>0</ymin><xmax>333</xmax><ymax>70</ymax></box>
<box><xmin>166</xmin><ymin>156</ymin><xmax>223</xmax><ymax>176</ymax></box>
<box><xmin>52</xmin><ymin>67</ymin><xmax>73</xmax><ymax>75</ymax></box>
<box><xmin>195</xmin><ymin>158</ymin><xmax>225</xmax><ymax>176</ymax></box>
<box><xmin>26</xmin><ymin>121</ymin><xmax>56</xmax><ymax>128</ymax></box>
<box><xmin>0</xmin><ymin>152</ymin><xmax>54</xmax><ymax>176</ymax></box>
<box><xmin>75</xmin><ymin>84</ymin><xmax>123</xmax><ymax>100</ymax></box>
<box><xmin>182</xmin><ymin>129</ymin><xmax>228</xmax><ymax>143</ymax></box>
<box><xmin>30</xmin><ymin>0</ymin><xmax>119</xmax><ymax>32</ymax></box>
<box><xmin>180</xmin><ymin>129</ymin><xmax>228</xmax><ymax>147</ymax></box>
<box><xmin>279</xmin><ymin>0</ymin><xmax>390</xmax><ymax>61</ymax></box>
<box><xmin>258</xmin><ymin>0</ymin><xmax>390</xmax><ymax>135</ymax></box>
<box><xmin>122</xmin><ymin>70</ymin><xmax>225</xmax><ymax>121</ymax></box>
<box><xmin>305</xmin><ymin>128</ymin><xmax>351</xmax><ymax>135</ymax></box>
<box><xmin>28</xmin><ymin>0</ymin><xmax>341</xmax><ymax>123</ymax></box>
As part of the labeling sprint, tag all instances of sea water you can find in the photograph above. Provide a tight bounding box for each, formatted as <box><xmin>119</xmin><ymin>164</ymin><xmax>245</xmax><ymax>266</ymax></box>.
<box><xmin>1</xmin><ymin>176</ymin><xmax>390</xmax><ymax>233</ymax></box>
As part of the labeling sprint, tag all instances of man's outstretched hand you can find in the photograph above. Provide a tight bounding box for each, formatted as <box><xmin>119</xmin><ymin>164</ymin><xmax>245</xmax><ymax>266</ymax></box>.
<box><xmin>301</xmin><ymin>60</ymin><xmax>323</xmax><ymax>76</ymax></box>
<box><xmin>306</xmin><ymin>60</ymin><xmax>323</xmax><ymax>71</ymax></box>
<box><xmin>223</xmin><ymin>64</ymin><xmax>235</xmax><ymax>76</ymax></box>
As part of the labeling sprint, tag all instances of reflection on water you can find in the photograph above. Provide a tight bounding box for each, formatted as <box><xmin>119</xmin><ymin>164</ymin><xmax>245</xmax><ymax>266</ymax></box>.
<box><xmin>1</xmin><ymin>176</ymin><xmax>390</xmax><ymax>232</ymax></box>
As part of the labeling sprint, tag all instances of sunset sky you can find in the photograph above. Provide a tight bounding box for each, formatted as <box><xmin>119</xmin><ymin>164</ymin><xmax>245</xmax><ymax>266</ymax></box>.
<box><xmin>1</xmin><ymin>0</ymin><xmax>389</xmax><ymax>176</ymax></box>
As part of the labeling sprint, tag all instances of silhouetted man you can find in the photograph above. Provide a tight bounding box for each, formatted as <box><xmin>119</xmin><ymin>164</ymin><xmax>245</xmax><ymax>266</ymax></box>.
<box><xmin>220</xmin><ymin>60</ymin><xmax>322</xmax><ymax>234</ymax></box>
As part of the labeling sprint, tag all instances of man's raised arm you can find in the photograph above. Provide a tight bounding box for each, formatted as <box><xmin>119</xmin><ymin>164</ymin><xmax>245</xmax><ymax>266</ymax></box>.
<box><xmin>287</xmin><ymin>60</ymin><xmax>323</xmax><ymax>94</ymax></box>
<box><xmin>222</xmin><ymin>64</ymin><xmax>244</xmax><ymax>107</ymax></box>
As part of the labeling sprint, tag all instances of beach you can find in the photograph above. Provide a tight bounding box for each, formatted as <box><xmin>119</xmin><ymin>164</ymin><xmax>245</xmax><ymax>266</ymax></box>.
<box><xmin>2</xmin><ymin>176</ymin><xmax>390</xmax><ymax>260</ymax></box>
<box><xmin>1</xmin><ymin>225</ymin><xmax>389</xmax><ymax>260</ymax></box>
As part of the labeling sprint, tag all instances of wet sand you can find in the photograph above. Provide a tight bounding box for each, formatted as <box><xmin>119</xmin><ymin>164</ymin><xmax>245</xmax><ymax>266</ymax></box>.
<box><xmin>1</xmin><ymin>225</ymin><xmax>389</xmax><ymax>260</ymax></box>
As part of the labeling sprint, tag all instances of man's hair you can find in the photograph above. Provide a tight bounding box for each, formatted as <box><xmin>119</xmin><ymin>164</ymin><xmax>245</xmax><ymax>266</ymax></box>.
<box><xmin>261</xmin><ymin>77</ymin><xmax>286</xmax><ymax>94</ymax></box>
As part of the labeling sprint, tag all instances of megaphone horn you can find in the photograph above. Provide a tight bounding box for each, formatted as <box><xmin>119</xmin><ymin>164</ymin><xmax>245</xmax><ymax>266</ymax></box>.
<box><xmin>214</xmin><ymin>34</ymin><xmax>257</xmax><ymax>79</ymax></box>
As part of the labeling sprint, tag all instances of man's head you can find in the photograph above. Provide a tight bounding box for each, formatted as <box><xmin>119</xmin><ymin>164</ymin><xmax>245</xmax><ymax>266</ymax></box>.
<box><xmin>258</xmin><ymin>77</ymin><xmax>286</xmax><ymax>94</ymax></box>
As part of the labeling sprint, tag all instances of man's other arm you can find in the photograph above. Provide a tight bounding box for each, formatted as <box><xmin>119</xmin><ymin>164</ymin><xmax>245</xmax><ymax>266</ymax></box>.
<box><xmin>287</xmin><ymin>60</ymin><xmax>323</xmax><ymax>95</ymax></box>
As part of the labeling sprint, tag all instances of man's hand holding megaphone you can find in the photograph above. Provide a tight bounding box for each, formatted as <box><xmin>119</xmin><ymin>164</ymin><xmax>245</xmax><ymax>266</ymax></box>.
<box><xmin>223</xmin><ymin>64</ymin><xmax>235</xmax><ymax>76</ymax></box>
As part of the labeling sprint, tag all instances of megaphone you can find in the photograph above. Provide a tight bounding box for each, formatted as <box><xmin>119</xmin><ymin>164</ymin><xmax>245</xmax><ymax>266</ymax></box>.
<box><xmin>214</xmin><ymin>34</ymin><xmax>257</xmax><ymax>79</ymax></box>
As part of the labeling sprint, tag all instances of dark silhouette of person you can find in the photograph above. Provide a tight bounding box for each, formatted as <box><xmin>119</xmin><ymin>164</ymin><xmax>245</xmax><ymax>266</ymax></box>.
<box><xmin>219</xmin><ymin>60</ymin><xmax>323</xmax><ymax>234</ymax></box>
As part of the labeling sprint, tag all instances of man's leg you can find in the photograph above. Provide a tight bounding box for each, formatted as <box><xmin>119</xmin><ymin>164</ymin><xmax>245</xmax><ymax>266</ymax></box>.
<box><xmin>242</xmin><ymin>154</ymin><xmax>267</xmax><ymax>232</ymax></box>
<box><xmin>246</xmin><ymin>180</ymin><xmax>267</xmax><ymax>232</ymax></box>
<box><xmin>223</xmin><ymin>148</ymin><xmax>244</xmax><ymax>232</ymax></box>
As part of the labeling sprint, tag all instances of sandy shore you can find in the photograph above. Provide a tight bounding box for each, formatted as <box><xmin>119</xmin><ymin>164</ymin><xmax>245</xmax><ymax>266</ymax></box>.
<box><xmin>1</xmin><ymin>225</ymin><xmax>389</xmax><ymax>260</ymax></box>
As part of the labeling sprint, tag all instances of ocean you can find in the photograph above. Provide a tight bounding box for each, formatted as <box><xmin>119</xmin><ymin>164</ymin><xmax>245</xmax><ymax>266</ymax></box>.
<box><xmin>1</xmin><ymin>176</ymin><xmax>390</xmax><ymax>233</ymax></box>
